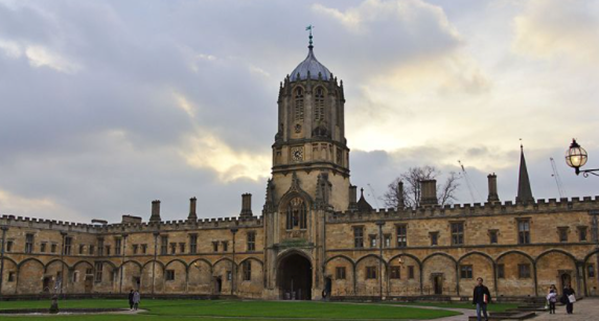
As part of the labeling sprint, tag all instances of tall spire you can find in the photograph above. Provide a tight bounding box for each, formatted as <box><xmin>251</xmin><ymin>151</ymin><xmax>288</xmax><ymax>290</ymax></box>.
<box><xmin>516</xmin><ymin>144</ymin><xmax>534</xmax><ymax>204</ymax></box>
<box><xmin>306</xmin><ymin>25</ymin><xmax>314</xmax><ymax>50</ymax></box>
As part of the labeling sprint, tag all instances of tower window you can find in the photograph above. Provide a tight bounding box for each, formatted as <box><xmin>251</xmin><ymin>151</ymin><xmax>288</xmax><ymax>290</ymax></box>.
<box><xmin>460</xmin><ymin>265</ymin><xmax>473</xmax><ymax>279</ymax></box>
<box><xmin>558</xmin><ymin>227</ymin><xmax>569</xmax><ymax>242</ymax></box>
<box><xmin>189</xmin><ymin>234</ymin><xmax>198</xmax><ymax>254</ymax></box>
<box><xmin>366</xmin><ymin>266</ymin><xmax>377</xmax><ymax>279</ymax></box>
<box><xmin>115</xmin><ymin>238</ymin><xmax>122</xmax><ymax>255</ymax></box>
<box><xmin>451</xmin><ymin>222</ymin><xmax>464</xmax><ymax>245</ymax></box>
<box><xmin>64</xmin><ymin>237</ymin><xmax>72</xmax><ymax>255</ymax></box>
<box><xmin>353</xmin><ymin>226</ymin><xmax>364</xmax><ymax>248</ymax></box>
<box><xmin>517</xmin><ymin>219</ymin><xmax>531</xmax><ymax>244</ymax></box>
<box><xmin>243</xmin><ymin>261</ymin><xmax>252</xmax><ymax>281</ymax></box>
<box><xmin>579</xmin><ymin>226</ymin><xmax>588</xmax><ymax>242</ymax></box>
<box><xmin>314</xmin><ymin>87</ymin><xmax>325</xmax><ymax>122</ymax></box>
<box><xmin>25</xmin><ymin>233</ymin><xmax>34</xmax><ymax>254</ymax></box>
<box><xmin>166</xmin><ymin>270</ymin><xmax>175</xmax><ymax>281</ymax></box>
<box><xmin>497</xmin><ymin>264</ymin><xmax>505</xmax><ymax>278</ymax></box>
<box><xmin>397</xmin><ymin>224</ymin><xmax>407</xmax><ymax>247</ymax></box>
<box><xmin>294</xmin><ymin>88</ymin><xmax>304</xmax><ymax>121</ymax></box>
<box><xmin>390</xmin><ymin>266</ymin><xmax>400</xmax><ymax>279</ymax></box>
<box><xmin>247</xmin><ymin>231</ymin><xmax>256</xmax><ymax>251</ymax></box>
<box><xmin>286</xmin><ymin>197</ymin><xmax>307</xmax><ymax>230</ymax></box>
<box><xmin>489</xmin><ymin>230</ymin><xmax>498</xmax><ymax>244</ymax></box>
<box><xmin>161</xmin><ymin>236</ymin><xmax>168</xmax><ymax>255</ymax></box>
<box><xmin>518</xmin><ymin>264</ymin><xmax>531</xmax><ymax>278</ymax></box>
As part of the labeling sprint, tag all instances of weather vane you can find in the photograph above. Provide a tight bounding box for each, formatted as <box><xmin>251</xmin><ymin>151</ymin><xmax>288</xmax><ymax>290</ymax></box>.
<box><xmin>306</xmin><ymin>25</ymin><xmax>314</xmax><ymax>48</ymax></box>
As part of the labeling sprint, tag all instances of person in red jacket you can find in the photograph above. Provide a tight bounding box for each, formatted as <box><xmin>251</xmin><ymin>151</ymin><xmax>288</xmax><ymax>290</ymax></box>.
<box><xmin>472</xmin><ymin>277</ymin><xmax>491</xmax><ymax>321</ymax></box>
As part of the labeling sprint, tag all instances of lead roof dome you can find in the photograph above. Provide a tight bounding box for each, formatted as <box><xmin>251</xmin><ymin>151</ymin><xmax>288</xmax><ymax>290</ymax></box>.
<box><xmin>290</xmin><ymin>45</ymin><xmax>332</xmax><ymax>82</ymax></box>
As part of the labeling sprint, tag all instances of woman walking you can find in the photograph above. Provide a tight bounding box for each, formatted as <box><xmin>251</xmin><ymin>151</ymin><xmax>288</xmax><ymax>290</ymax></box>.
<box><xmin>546</xmin><ymin>285</ymin><xmax>557</xmax><ymax>314</ymax></box>
<box><xmin>132</xmin><ymin>290</ymin><xmax>141</xmax><ymax>311</ymax></box>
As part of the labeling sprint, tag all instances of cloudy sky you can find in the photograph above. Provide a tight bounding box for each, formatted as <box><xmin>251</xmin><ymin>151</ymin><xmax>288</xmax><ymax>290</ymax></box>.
<box><xmin>0</xmin><ymin>0</ymin><xmax>598</xmax><ymax>223</ymax></box>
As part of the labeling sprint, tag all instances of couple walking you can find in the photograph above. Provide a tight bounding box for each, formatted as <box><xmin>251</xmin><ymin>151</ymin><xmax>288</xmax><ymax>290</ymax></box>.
<box><xmin>548</xmin><ymin>283</ymin><xmax>576</xmax><ymax>314</ymax></box>
<box><xmin>128</xmin><ymin>289</ymin><xmax>141</xmax><ymax>310</ymax></box>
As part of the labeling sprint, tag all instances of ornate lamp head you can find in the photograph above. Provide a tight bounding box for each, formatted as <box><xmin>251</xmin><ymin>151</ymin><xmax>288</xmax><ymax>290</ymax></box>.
<box><xmin>565</xmin><ymin>139</ymin><xmax>588</xmax><ymax>174</ymax></box>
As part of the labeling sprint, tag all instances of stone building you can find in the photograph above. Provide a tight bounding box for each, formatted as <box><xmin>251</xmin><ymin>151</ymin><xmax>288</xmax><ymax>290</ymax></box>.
<box><xmin>1</xmin><ymin>36</ymin><xmax>599</xmax><ymax>301</ymax></box>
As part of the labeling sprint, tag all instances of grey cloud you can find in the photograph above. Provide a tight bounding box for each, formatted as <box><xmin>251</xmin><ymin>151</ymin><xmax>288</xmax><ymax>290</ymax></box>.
<box><xmin>0</xmin><ymin>0</ymin><xmax>596</xmax><ymax>224</ymax></box>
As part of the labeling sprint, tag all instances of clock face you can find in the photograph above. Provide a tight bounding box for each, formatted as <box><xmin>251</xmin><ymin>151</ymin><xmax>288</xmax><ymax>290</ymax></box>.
<box><xmin>291</xmin><ymin>147</ymin><xmax>303</xmax><ymax>162</ymax></box>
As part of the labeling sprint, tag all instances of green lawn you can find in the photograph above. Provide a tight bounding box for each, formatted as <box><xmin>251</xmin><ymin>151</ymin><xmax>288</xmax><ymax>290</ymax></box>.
<box><xmin>0</xmin><ymin>299</ymin><xmax>461</xmax><ymax>320</ymax></box>
<box><xmin>391</xmin><ymin>302</ymin><xmax>519</xmax><ymax>312</ymax></box>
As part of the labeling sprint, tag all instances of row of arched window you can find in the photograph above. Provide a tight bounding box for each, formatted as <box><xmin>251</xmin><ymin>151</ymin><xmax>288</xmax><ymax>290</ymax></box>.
<box><xmin>293</xmin><ymin>87</ymin><xmax>328</xmax><ymax>123</ymax></box>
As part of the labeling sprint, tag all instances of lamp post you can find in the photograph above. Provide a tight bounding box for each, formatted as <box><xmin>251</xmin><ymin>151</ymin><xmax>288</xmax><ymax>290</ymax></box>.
<box><xmin>60</xmin><ymin>232</ymin><xmax>67</xmax><ymax>298</ymax></box>
<box><xmin>375</xmin><ymin>220</ymin><xmax>384</xmax><ymax>300</ymax></box>
<box><xmin>230</xmin><ymin>228</ymin><xmax>238</xmax><ymax>296</ymax></box>
<box><xmin>0</xmin><ymin>226</ymin><xmax>8</xmax><ymax>300</ymax></box>
<box><xmin>565</xmin><ymin>139</ymin><xmax>599</xmax><ymax>177</ymax></box>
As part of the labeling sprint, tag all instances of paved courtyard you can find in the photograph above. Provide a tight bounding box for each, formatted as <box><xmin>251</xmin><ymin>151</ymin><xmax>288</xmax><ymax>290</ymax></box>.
<box><xmin>532</xmin><ymin>298</ymin><xmax>599</xmax><ymax>321</ymax></box>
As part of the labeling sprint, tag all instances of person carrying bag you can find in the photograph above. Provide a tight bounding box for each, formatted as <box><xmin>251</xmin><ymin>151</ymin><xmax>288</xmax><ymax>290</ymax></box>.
<box><xmin>562</xmin><ymin>284</ymin><xmax>575</xmax><ymax>314</ymax></box>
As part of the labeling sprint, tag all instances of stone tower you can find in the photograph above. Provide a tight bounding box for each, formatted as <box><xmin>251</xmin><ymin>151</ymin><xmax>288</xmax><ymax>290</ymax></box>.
<box><xmin>263</xmin><ymin>31</ymin><xmax>352</xmax><ymax>300</ymax></box>
<box><xmin>270</xmin><ymin>34</ymin><xmax>351</xmax><ymax>211</ymax></box>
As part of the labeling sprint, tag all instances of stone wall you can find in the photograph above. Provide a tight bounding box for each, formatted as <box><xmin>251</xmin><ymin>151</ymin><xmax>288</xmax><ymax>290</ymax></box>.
<box><xmin>2</xmin><ymin>196</ymin><xmax>599</xmax><ymax>300</ymax></box>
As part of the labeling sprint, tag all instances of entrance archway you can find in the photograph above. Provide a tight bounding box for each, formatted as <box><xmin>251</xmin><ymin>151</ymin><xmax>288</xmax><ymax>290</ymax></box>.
<box><xmin>561</xmin><ymin>273</ymin><xmax>572</xmax><ymax>294</ymax></box>
<box><xmin>278</xmin><ymin>253</ymin><xmax>312</xmax><ymax>300</ymax></box>
<box><xmin>433</xmin><ymin>274</ymin><xmax>443</xmax><ymax>295</ymax></box>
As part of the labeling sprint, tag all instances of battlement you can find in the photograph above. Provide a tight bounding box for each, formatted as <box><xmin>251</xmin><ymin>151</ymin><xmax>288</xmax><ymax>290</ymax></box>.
<box><xmin>0</xmin><ymin>214</ymin><xmax>263</xmax><ymax>234</ymax></box>
<box><xmin>327</xmin><ymin>196</ymin><xmax>599</xmax><ymax>223</ymax></box>
<box><xmin>0</xmin><ymin>215</ymin><xmax>100</xmax><ymax>232</ymax></box>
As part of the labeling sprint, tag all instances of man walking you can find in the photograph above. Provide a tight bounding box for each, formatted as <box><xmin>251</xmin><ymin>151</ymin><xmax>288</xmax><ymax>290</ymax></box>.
<box><xmin>472</xmin><ymin>277</ymin><xmax>491</xmax><ymax>321</ymax></box>
<box><xmin>128</xmin><ymin>289</ymin><xmax>134</xmax><ymax>310</ymax></box>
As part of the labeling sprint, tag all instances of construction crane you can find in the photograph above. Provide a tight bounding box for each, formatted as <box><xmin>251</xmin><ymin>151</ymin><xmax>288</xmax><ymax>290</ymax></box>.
<box><xmin>550</xmin><ymin>157</ymin><xmax>567</xmax><ymax>198</ymax></box>
<box><xmin>367</xmin><ymin>183</ymin><xmax>381</xmax><ymax>208</ymax></box>
<box><xmin>458</xmin><ymin>160</ymin><xmax>482</xmax><ymax>203</ymax></box>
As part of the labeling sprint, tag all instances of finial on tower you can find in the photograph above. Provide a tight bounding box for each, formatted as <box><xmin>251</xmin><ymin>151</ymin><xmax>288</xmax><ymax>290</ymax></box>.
<box><xmin>520</xmin><ymin>138</ymin><xmax>523</xmax><ymax>151</ymax></box>
<box><xmin>306</xmin><ymin>25</ymin><xmax>314</xmax><ymax>50</ymax></box>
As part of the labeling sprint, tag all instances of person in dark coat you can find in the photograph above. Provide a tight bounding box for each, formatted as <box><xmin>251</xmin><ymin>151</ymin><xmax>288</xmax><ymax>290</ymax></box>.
<box><xmin>562</xmin><ymin>284</ymin><xmax>575</xmax><ymax>314</ymax></box>
<box><xmin>472</xmin><ymin>277</ymin><xmax>491</xmax><ymax>321</ymax></box>
<box><xmin>128</xmin><ymin>289</ymin><xmax>134</xmax><ymax>310</ymax></box>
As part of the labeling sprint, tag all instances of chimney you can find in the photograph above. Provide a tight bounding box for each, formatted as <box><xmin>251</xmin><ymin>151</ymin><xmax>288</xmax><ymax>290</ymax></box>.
<box><xmin>420</xmin><ymin>179</ymin><xmax>438</xmax><ymax>206</ymax></box>
<box><xmin>149</xmin><ymin>200</ymin><xmax>161</xmax><ymax>223</ymax></box>
<box><xmin>487</xmin><ymin>173</ymin><xmax>500</xmax><ymax>203</ymax></box>
<box><xmin>397</xmin><ymin>181</ymin><xmax>405</xmax><ymax>209</ymax></box>
<box><xmin>121</xmin><ymin>215</ymin><xmax>142</xmax><ymax>224</ymax></box>
<box><xmin>188</xmin><ymin>197</ymin><xmax>197</xmax><ymax>221</ymax></box>
<box><xmin>348</xmin><ymin>185</ymin><xmax>358</xmax><ymax>210</ymax></box>
<box><xmin>240</xmin><ymin>193</ymin><xmax>253</xmax><ymax>218</ymax></box>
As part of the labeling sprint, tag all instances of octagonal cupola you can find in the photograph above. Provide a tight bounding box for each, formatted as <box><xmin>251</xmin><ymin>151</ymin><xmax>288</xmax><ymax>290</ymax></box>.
<box><xmin>290</xmin><ymin>44</ymin><xmax>332</xmax><ymax>82</ymax></box>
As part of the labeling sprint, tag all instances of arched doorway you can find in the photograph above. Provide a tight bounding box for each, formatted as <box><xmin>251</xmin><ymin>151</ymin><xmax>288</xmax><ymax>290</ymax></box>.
<box><xmin>278</xmin><ymin>253</ymin><xmax>312</xmax><ymax>300</ymax></box>
<box><xmin>561</xmin><ymin>273</ymin><xmax>572</xmax><ymax>294</ymax></box>
<box><xmin>433</xmin><ymin>274</ymin><xmax>443</xmax><ymax>295</ymax></box>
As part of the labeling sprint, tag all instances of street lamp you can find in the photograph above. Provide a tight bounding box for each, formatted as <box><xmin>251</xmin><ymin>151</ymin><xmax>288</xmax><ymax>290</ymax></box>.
<box><xmin>565</xmin><ymin>139</ymin><xmax>599</xmax><ymax>177</ymax></box>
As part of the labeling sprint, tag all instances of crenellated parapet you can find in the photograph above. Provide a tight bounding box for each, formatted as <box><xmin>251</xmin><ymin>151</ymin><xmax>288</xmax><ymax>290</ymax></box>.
<box><xmin>0</xmin><ymin>214</ymin><xmax>263</xmax><ymax>234</ymax></box>
<box><xmin>0</xmin><ymin>214</ymin><xmax>100</xmax><ymax>232</ymax></box>
<box><xmin>100</xmin><ymin>215</ymin><xmax>263</xmax><ymax>234</ymax></box>
<box><xmin>327</xmin><ymin>196</ymin><xmax>599</xmax><ymax>223</ymax></box>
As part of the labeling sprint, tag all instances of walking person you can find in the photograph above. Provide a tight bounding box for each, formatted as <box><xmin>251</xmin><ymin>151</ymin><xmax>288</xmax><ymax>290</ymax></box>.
<box><xmin>546</xmin><ymin>285</ymin><xmax>557</xmax><ymax>314</ymax></box>
<box><xmin>472</xmin><ymin>277</ymin><xmax>491</xmax><ymax>321</ymax></box>
<box><xmin>128</xmin><ymin>289</ymin><xmax>134</xmax><ymax>310</ymax></box>
<box><xmin>132</xmin><ymin>290</ymin><xmax>141</xmax><ymax>311</ymax></box>
<box><xmin>562</xmin><ymin>284</ymin><xmax>575</xmax><ymax>314</ymax></box>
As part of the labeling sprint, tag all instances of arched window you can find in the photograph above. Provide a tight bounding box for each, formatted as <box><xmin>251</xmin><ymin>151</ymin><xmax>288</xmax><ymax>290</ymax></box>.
<box><xmin>294</xmin><ymin>88</ymin><xmax>304</xmax><ymax>121</ymax></box>
<box><xmin>314</xmin><ymin>87</ymin><xmax>325</xmax><ymax>122</ymax></box>
<box><xmin>286</xmin><ymin>197</ymin><xmax>307</xmax><ymax>230</ymax></box>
